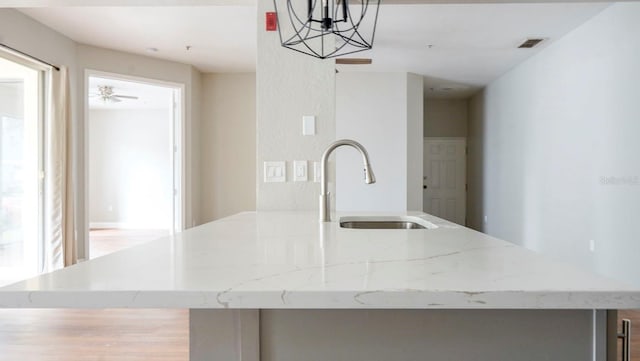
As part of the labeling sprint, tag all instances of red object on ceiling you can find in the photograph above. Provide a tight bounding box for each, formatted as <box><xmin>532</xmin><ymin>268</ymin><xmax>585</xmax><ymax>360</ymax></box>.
<box><xmin>266</xmin><ymin>12</ymin><xmax>277</xmax><ymax>31</ymax></box>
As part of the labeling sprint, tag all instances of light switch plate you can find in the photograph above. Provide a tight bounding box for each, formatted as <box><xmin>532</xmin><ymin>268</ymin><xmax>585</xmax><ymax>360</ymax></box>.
<box><xmin>313</xmin><ymin>161</ymin><xmax>321</xmax><ymax>183</ymax></box>
<box><xmin>264</xmin><ymin>161</ymin><xmax>286</xmax><ymax>182</ymax></box>
<box><xmin>303</xmin><ymin>116</ymin><xmax>316</xmax><ymax>136</ymax></box>
<box><xmin>293</xmin><ymin>160</ymin><xmax>308</xmax><ymax>182</ymax></box>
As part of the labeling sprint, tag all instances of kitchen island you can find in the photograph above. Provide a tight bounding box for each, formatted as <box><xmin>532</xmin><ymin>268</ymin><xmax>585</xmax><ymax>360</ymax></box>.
<box><xmin>2</xmin><ymin>211</ymin><xmax>639</xmax><ymax>360</ymax></box>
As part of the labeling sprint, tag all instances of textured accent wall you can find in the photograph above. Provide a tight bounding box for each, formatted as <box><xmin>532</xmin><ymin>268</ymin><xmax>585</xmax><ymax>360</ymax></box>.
<box><xmin>256</xmin><ymin>1</ymin><xmax>336</xmax><ymax>211</ymax></box>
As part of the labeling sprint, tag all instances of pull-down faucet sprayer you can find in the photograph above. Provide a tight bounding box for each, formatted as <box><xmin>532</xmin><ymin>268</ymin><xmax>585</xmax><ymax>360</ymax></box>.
<box><xmin>319</xmin><ymin>139</ymin><xmax>376</xmax><ymax>222</ymax></box>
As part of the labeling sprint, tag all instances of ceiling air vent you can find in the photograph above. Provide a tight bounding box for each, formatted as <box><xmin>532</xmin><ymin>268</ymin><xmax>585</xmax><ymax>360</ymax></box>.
<box><xmin>518</xmin><ymin>38</ymin><xmax>545</xmax><ymax>49</ymax></box>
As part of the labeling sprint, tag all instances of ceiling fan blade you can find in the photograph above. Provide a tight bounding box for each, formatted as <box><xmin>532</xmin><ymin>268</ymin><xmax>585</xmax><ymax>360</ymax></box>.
<box><xmin>110</xmin><ymin>97</ymin><xmax>122</xmax><ymax>103</ymax></box>
<box><xmin>335</xmin><ymin>58</ymin><xmax>372</xmax><ymax>65</ymax></box>
<box><xmin>114</xmin><ymin>95</ymin><xmax>139</xmax><ymax>100</ymax></box>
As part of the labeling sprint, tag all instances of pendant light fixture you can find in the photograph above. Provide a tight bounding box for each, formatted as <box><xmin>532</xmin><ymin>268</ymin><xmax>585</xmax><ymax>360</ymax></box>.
<box><xmin>272</xmin><ymin>0</ymin><xmax>381</xmax><ymax>59</ymax></box>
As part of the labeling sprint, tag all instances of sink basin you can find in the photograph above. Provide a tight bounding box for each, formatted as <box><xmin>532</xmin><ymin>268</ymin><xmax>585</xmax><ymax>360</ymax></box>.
<box><xmin>339</xmin><ymin>216</ymin><xmax>437</xmax><ymax>230</ymax></box>
<box><xmin>340</xmin><ymin>221</ymin><xmax>426</xmax><ymax>229</ymax></box>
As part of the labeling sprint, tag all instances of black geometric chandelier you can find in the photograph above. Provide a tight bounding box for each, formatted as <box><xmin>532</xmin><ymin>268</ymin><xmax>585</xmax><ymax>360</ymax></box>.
<box><xmin>272</xmin><ymin>0</ymin><xmax>381</xmax><ymax>59</ymax></box>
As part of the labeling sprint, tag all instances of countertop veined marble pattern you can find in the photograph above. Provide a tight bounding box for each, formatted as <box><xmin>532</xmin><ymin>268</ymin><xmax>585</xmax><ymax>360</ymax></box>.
<box><xmin>1</xmin><ymin>211</ymin><xmax>639</xmax><ymax>309</ymax></box>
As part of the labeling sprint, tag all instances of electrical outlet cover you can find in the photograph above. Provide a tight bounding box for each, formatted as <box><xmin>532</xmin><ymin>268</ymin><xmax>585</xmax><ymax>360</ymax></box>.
<box><xmin>293</xmin><ymin>160</ymin><xmax>308</xmax><ymax>182</ymax></box>
<box><xmin>303</xmin><ymin>116</ymin><xmax>316</xmax><ymax>136</ymax></box>
<box><xmin>313</xmin><ymin>162</ymin><xmax>321</xmax><ymax>183</ymax></box>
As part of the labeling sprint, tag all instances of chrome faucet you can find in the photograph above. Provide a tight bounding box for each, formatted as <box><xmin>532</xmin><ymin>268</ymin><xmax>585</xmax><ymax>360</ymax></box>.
<box><xmin>320</xmin><ymin>139</ymin><xmax>376</xmax><ymax>222</ymax></box>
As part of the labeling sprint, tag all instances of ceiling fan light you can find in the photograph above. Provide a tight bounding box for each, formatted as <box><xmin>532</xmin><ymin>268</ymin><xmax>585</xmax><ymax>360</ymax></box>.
<box><xmin>95</xmin><ymin>85</ymin><xmax>137</xmax><ymax>103</ymax></box>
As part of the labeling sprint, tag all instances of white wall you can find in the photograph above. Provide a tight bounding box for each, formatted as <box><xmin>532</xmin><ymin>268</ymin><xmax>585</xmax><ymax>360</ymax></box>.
<box><xmin>424</xmin><ymin>99</ymin><xmax>468</xmax><ymax>138</ymax></box>
<box><xmin>190</xmin><ymin>66</ymin><xmax>202</xmax><ymax>226</ymax></box>
<box><xmin>0</xmin><ymin>10</ymin><xmax>77</xmax><ymax>81</ymax></box>
<box><xmin>467</xmin><ymin>2</ymin><xmax>640</xmax><ymax>286</ymax></box>
<box><xmin>406</xmin><ymin>73</ymin><xmax>424</xmax><ymax>212</ymax></box>
<box><xmin>200</xmin><ymin>73</ymin><xmax>256</xmax><ymax>222</ymax></box>
<box><xmin>256</xmin><ymin>0</ymin><xmax>336</xmax><ymax>211</ymax></box>
<box><xmin>336</xmin><ymin>72</ymin><xmax>423</xmax><ymax>212</ymax></box>
<box><xmin>89</xmin><ymin>109</ymin><xmax>172</xmax><ymax>229</ymax></box>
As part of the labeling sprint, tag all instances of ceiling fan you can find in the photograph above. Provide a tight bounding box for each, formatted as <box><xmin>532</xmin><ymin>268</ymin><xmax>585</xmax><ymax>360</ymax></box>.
<box><xmin>91</xmin><ymin>85</ymin><xmax>139</xmax><ymax>103</ymax></box>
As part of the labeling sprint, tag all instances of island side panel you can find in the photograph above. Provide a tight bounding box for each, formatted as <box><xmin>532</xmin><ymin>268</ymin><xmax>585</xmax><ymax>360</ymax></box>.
<box><xmin>190</xmin><ymin>309</ymin><xmax>259</xmax><ymax>361</ymax></box>
<box><xmin>261</xmin><ymin>309</ymin><xmax>596</xmax><ymax>361</ymax></box>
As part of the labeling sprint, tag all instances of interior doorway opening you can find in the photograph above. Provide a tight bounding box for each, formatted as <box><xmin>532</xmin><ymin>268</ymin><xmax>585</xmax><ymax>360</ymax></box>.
<box><xmin>86</xmin><ymin>72</ymin><xmax>184</xmax><ymax>259</ymax></box>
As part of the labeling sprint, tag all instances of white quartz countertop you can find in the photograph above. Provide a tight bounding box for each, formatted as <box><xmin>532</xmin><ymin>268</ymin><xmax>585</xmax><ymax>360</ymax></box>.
<box><xmin>2</xmin><ymin>211</ymin><xmax>639</xmax><ymax>309</ymax></box>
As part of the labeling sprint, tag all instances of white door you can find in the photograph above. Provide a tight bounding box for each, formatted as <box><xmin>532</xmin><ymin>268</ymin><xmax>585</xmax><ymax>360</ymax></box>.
<box><xmin>423</xmin><ymin>138</ymin><xmax>466</xmax><ymax>225</ymax></box>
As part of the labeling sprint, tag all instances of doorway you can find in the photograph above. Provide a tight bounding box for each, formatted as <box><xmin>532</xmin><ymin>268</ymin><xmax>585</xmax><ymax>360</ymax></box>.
<box><xmin>0</xmin><ymin>52</ymin><xmax>45</xmax><ymax>286</ymax></box>
<box><xmin>86</xmin><ymin>72</ymin><xmax>184</xmax><ymax>259</ymax></box>
<box><xmin>423</xmin><ymin>137</ymin><xmax>466</xmax><ymax>225</ymax></box>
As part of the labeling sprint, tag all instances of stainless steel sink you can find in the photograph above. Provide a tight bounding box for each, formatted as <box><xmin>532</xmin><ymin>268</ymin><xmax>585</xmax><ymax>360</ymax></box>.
<box><xmin>340</xmin><ymin>221</ymin><xmax>426</xmax><ymax>229</ymax></box>
<box><xmin>339</xmin><ymin>216</ymin><xmax>436</xmax><ymax>230</ymax></box>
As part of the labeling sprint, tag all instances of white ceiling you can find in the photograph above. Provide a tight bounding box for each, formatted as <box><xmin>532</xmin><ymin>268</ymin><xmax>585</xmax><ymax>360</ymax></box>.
<box><xmin>88</xmin><ymin>76</ymin><xmax>174</xmax><ymax>110</ymax></box>
<box><xmin>337</xmin><ymin>2</ymin><xmax>609</xmax><ymax>98</ymax></box>
<box><xmin>20</xmin><ymin>6</ymin><xmax>257</xmax><ymax>73</ymax></box>
<box><xmin>19</xmin><ymin>2</ymin><xmax>609</xmax><ymax>98</ymax></box>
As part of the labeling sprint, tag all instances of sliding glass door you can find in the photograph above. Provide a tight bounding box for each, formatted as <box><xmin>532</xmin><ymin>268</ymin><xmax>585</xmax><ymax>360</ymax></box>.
<box><xmin>0</xmin><ymin>53</ymin><xmax>43</xmax><ymax>286</ymax></box>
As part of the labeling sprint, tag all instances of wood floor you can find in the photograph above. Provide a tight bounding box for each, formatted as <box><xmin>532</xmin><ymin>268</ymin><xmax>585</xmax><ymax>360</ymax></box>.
<box><xmin>0</xmin><ymin>309</ymin><xmax>188</xmax><ymax>361</ymax></box>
